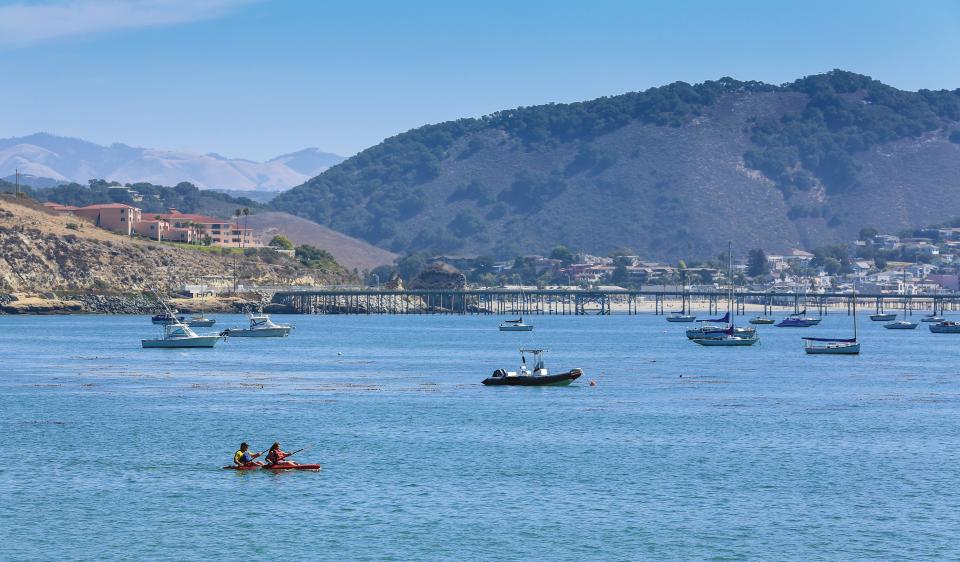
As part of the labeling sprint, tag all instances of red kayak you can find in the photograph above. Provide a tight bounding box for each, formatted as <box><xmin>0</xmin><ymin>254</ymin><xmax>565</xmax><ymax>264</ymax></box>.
<box><xmin>223</xmin><ymin>463</ymin><xmax>321</xmax><ymax>471</ymax></box>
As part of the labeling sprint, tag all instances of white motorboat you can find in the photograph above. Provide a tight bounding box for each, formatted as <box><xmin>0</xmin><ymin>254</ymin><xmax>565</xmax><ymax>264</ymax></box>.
<box><xmin>499</xmin><ymin>317</ymin><xmax>533</xmax><ymax>331</ymax></box>
<box><xmin>221</xmin><ymin>313</ymin><xmax>293</xmax><ymax>337</ymax></box>
<box><xmin>930</xmin><ymin>321</ymin><xmax>960</xmax><ymax>334</ymax></box>
<box><xmin>142</xmin><ymin>320</ymin><xmax>222</xmax><ymax>348</ymax></box>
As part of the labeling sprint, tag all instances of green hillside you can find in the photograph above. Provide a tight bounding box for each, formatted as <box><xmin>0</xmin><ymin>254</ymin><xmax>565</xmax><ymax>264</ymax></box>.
<box><xmin>272</xmin><ymin>70</ymin><xmax>960</xmax><ymax>259</ymax></box>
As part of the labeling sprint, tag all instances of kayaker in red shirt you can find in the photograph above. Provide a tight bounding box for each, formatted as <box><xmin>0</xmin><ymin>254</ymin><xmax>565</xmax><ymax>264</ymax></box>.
<box><xmin>265</xmin><ymin>442</ymin><xmax>297</xmax><ymax>466</ymax></box>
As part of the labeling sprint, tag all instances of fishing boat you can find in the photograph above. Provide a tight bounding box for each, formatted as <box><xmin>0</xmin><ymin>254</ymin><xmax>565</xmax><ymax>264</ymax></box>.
<box><xmin>691</xmin><ymin>242</ymin><xmax>759</xmax><ymax>347</ymax></box>
<box><xmin>803</xmin><ymin>286</ymin><xmax>860</xmax><ymax>355</ymax></box>
<box><xmin>482</xmin><ymin>349</ymin><xmax>582</xmax><ymax>386</ymax></box>
<box><xmin>151</xmin><ymin>311</ymin><xmax>184</xmax><ymax>325</ymax></box>
<box><xmin>929</xmin><ymin>321</ymin><xmax>960</xmax><ymax>334</ymax></box>
<box><xmin>870</xmin><ymin>313</ymin><xmax>896</xmax><ymax>321</ymax></box>
<box><xmin>749</xmin><ymin>316</ymin><xmax>775</xmax><ymax>325</ymax></box>
<box><xmin>499</xmin><ymin>317</ymin><xmax>533</xmax><ymax>331</ymax></box>
<box><xmin>221</xmin><ymin>313</ymin><xmax>293</xmax><ymax>337</ymax></box>
<box><xmin>775</xmin><ymin>309</ymin><xmax>821</xmax><ymax>327</ymax></box>
<box><xmin>142</xmin><ymin>319</ymin><xmax>222</xmax><ymax>348</ymax></box>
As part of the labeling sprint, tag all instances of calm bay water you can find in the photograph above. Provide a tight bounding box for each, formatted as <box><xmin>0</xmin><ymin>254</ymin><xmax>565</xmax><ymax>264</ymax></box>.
<box><xmin>2</xmin><ymin>312</ymin><xmax>960</xmax><ymax>560</ymax></box>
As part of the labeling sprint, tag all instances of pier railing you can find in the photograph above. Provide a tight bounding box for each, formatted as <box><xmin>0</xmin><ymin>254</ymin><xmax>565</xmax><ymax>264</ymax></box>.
<box><xmin>271</xmin><ymin>288</ymin><xmax>960</xmax><ymax>316</ymax></box>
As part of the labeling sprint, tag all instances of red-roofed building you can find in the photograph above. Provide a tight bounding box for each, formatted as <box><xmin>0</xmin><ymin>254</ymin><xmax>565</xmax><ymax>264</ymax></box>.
<box><xmin>43</xmin><ymin>202</ymin><xmax>80</xmax><ymax>214</ymax></box>
<box><xmin>153</xmin><ymin>211</ymin><xmax>254</xmax><ymax>247</ymax></box>
<box><xmin>72</xmin><ymin>203</ymin><xmax>142</xmax><ymax>235</ymax></box>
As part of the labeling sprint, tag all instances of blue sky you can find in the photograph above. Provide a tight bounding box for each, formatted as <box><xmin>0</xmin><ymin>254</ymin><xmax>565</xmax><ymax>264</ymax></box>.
<box><xmin>1</xmin><ymin>0</ymin><xmax>959</xmax><ymax>161</ymax></box>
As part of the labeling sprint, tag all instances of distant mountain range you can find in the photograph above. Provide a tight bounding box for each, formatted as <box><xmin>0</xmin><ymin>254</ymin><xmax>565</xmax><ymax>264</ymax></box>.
<box><xmin>273</xmin><ymin>70</ymin><xmax>960</xmax><ymax>259</ymax></box>
<box><xmin>0</xmin><ymin>133</ymin><xmax>344</xmax><ymax>192</ymax></box>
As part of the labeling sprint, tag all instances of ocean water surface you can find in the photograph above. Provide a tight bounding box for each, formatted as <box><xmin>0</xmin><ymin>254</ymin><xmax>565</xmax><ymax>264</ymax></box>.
<box><xmin>2</xmin><ymin>312</ymin><xmax>959</xmax><ymax>560</ymax></box>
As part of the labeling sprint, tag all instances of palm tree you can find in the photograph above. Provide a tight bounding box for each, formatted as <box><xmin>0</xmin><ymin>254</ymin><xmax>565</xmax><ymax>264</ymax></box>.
<box><xmin>242</xmin><ymin>207</ymin><xmax>250</xmax><ymax>248</ymax></box>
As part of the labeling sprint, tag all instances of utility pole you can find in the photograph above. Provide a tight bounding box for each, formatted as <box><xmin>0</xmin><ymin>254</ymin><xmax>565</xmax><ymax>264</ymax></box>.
<box><xmin>14</xmin><ymin>168</ymin><xmax>19</xmax><ymax>197</ymax></box>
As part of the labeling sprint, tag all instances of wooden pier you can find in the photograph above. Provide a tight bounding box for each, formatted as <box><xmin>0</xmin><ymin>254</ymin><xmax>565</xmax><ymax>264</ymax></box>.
<box><xmin>271</xmin><ymin>289</ymin><xmax>960</xmax><ymax>316</ymax></box>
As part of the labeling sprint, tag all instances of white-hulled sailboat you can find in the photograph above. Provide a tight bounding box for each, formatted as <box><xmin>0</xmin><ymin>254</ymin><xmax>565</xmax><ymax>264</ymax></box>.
<box><xmin>803</xmin><ymin>284</ymin><xmax>860</xmax><ymax>355</ymax></box>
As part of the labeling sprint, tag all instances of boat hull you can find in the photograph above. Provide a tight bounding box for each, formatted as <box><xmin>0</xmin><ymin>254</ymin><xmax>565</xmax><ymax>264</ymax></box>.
<box><xmin>187</xmin><ymin>319</ymin><xmax>216</xmax><ymax>327</ymax></box>
<box><xmin>152</xmin><ymin>317</ymin><xmax>184</xmax><ymax>325</ymax></box>
<box><xmin>482</xmin><ymin>370</ymin><xmax>582</xmax><ymax>386</ymax></box>
<box><xmin>222</xmin><ymin>327</ymin><xmax>291</xmax><ymax>337</ymax></box>
<box><xmin>805</xmin><ymin>343</ymin><xmax>860</xmax><ymax>355</ymax></box>
<box><xmin>776</xmin><ymin>319</ymin><xmax>820</xmax><ymax>327</ymax></box>
<box><xmin>499</xmin><ymin>325</ymin><xmax>533</xmax><ymax>331</ymax></box>
<box><xmin>666</xmin><ymin>316</ymin><xmax>696</xmax><ymax>322</ymax></box>
<box><xmin>884</xmin><ymin>322</ymin><xmax>918</xmax><ymax>330</ymax></box>
<box><xmin>921</xmin><ymin>317</ymin><xmax>944</xmax><ymax>323</ymax></box>
<box><xmin>870</xmin><ymin>314</ymin><xmax>897</xmax><ymax>321</ymax></box>
<box><xmin>142</xmin><ymin>336</ymin><xmax>220</xmax><ymax>348</ymax></box>
<box><xmin>930</xmin><ymin>324</ymin><xmax>960</xmax><ymax>333</ymax></box>
<box><xmin>223</xmin><ymin>463</ymin><xmax>321</xmax><ymax>471</ymax></box>
<box><xmin>749</xmin><ymin>318</ymin><xmax>775</xmax><ymax>325</ymax></box>
<box><xmin>692</xmin><ymin>337</ymin><xmax>758</xmax><ymax>346</ymax></box>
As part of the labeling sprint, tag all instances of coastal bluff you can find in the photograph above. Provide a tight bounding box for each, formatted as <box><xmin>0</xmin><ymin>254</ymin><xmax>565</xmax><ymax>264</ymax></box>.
<box><xmin>0</xmin><ymin>195</ymin><xmax>353</xmax><ymax>313</ymax></box>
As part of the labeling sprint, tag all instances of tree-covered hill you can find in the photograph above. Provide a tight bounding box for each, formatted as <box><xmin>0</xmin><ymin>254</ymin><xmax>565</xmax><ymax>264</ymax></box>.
<box><xmin>272</xmin><ymin>70</ymin><xmax>960</xmax><ymax>259</ymax></box>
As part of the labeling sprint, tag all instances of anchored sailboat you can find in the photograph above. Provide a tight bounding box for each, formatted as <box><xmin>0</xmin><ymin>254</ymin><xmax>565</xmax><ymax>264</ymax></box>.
<box><xmin>692</xmin><ymin>242</ymin><xmax>758</xmax><ymax>346</ymax></box>
<box><xmin>803</xmin><ymin>285</ymin><xmax>860</xmax><ymax>355</ymax></box>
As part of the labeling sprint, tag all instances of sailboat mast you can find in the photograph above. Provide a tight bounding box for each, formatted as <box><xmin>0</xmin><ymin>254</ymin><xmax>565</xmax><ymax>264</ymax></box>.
<box><xmin>853</xmin><ymin>282</ymin><xmax>858</xmax><ymax>341</ymax></box>
<box><xmin>727</xmin><ymin>241</ymin><xmax>733</xmax><ymax>325</ymax></box>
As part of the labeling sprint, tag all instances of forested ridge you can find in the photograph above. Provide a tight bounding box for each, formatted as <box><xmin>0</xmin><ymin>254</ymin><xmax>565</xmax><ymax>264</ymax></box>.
<box><xmin>268</xmin><ymin>70</ymin><xmax>960</xmax><ymax>258</ymax></box>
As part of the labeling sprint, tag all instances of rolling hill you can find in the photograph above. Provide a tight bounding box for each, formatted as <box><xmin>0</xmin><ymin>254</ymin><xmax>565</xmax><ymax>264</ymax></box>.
<box><xmin>0</xmin><ymin>133</ymin><xmax>344</xmax><ymax>192</ymax></box>
<box><xmin>242</xmin><ymin>211</ymin><xmax>397</xmax><ymax>271</ymax></box>
<box><xmin>272</xmin><ymin>70</ymin><xmax>960</xmax><ymax>260</ymax></box>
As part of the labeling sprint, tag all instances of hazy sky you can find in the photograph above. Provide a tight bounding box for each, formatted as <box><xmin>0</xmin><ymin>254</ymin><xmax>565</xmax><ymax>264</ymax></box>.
<box><xmin>1</xmin><ymin>0</ymin><xmax>959</xmax><ymax>161</ymax></box>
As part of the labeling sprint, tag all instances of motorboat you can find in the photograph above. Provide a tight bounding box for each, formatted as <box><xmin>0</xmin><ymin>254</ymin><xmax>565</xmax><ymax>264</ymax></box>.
<box><xmin>749</xmin><ymin>316</ymin><xmax>775</xmax><ymax>325</ymax></box>
<box><xmin>186</xmin><ymin>314</ymin><xmax>216</xmax><ymax>327</ymax></box>
<box><xmin>776</xmin><ymin>310</ymin><xmax>821</xmax><ymax>327</ymax></box>
<box><xmin>221</xmin><ymin>313</ymin><xmax>293</xmax><ymax>337</ymax></box>
<box><xmin>803</xmin><ymin>337</ymin><xmax>860</xmax><ymax>355</ymax></box>
<box><xmin>482</xmin><ymin>349</ymin><xmax>582</xmax><ymax>386</ymax></box>
<box><xmin>499</xmin><ymin>317</ymin><xmax>533</xmax><ymax>331</ymax></box>
<box><xmin>870</xmin><ymin>313</ymin><xmax>896</xmax><ymax>321</ymax></box>
<box><xmin>152</xmin><ymin>311</ymin><xmax>184</xmax><ymax>325</ymax></box>
<box><xmin>142</xmin><ymin>320</ymin><xmax>222</xmax><ymax>348</ymax></box>
<box><xmin>930</xmin><ymin>321</ymin><xmax>960</xmax><ymax>334</ymax></box>
<box><xmin>884</xmin><ymin>319</ymin><xmax>918</xmax><ymax>330</ymax></box>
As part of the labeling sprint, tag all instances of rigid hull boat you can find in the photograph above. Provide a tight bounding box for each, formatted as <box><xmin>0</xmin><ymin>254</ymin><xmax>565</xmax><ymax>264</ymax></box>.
<box><xmin>482</xmin><ymin>349</ymin><xmax>582</xmax><ymax>386</ymax></box>
<box><xmin>930</xmin><ymin>321</ymin><xmax>960</xmax><ymax>333</ymax></box>
<box><xmin>499</xmin><ymin>318</ymin><xmax>533</xmax><ymax>331</ymax></box>
<box><xmin>221</xmin><ymin>313</ymin><xmax>293</xmax><ymax>337</ymax></box>
<box><xmin>749</xmin><ymin>316</ymin><xmax>775</xmax><ymax>325</ymax></box>
<box><xmin>142</xmin><ymin>321</ymin><xmax>222</xmax><ymax>348</ymax></box>
<box><xmin>921</xmin><ymin>314</ymin><xmax>945</xmax><ymax>323</ymax></box>
<box><xmin>666</xmin><ymin>312</ymin><xmax>696</xmax><ymax>323</ymax></box>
